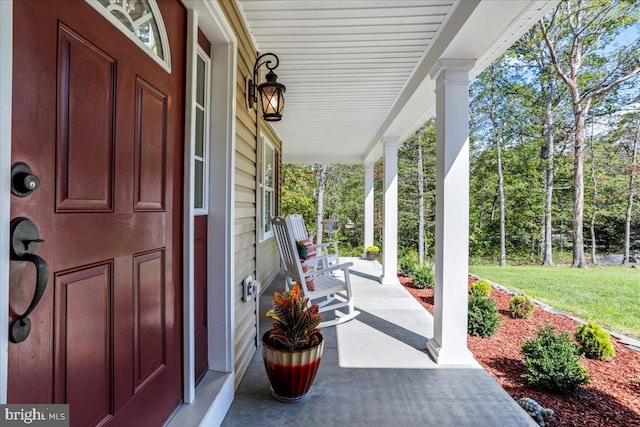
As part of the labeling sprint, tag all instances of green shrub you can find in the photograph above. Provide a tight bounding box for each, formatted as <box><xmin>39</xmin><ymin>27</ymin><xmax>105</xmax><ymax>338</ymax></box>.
<box><xmin>521</xmin><ymin>325</ymin><xmax>590</xmax><ymax>393</ymax></box>
<box><xmin>467</xmin><ymin>292</ymin><xmax>501</xmax><ymax>338</ymax></box>
<box><xmin>471</xmin><ymin>279</ymin><xmax>492</xmax><ymax>296</ymax></box>
<box><xmin>399</xmin><ymin>253</ymin><xmax>418</xmax><ymax>277</ymax></box>
<box><xmin>575</xmin><ymin>321</ymin><xmax>615</xmax><ymax>361</ymax></box>
<box><xmin>411</xmin><ymin>264</ymin><xmax>434</xmax><ymax>289</ymax></box>
<box><xmin>509</xmin><ymin>295</ymin><xmax>535</xmax><ymax>319</ymax></box>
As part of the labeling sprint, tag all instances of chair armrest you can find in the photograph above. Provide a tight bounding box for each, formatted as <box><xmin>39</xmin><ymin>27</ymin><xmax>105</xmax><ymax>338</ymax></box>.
<box><xmin>310</xmin><ymin>262</ymin><xmax>353</xmax><ymax>277</ymax></box>
<box><xmin>305</xmin><ymin>254</ymin><xmax>330</xmax><ymax>268</ymax></box>
<box><xmin>312</xmin><ymin>242</ymin><xmax>331</xmax><ymax>249</ymax></box>
<box><xmin>314</xmin><ymin>241</ymin><xmax>339</xmax><ymax>256</ymax></box>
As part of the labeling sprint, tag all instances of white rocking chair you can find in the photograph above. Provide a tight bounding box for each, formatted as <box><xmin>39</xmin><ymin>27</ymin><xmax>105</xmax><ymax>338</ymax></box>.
<box><xmin>286</xmin><ymin>214</ymin><xmax>340</xmax><ymax>267</ymax></box>
<box><xmin>271</xmin><ymin>216</ymin><xmax>359</xmax><ymax>328</ymax></box>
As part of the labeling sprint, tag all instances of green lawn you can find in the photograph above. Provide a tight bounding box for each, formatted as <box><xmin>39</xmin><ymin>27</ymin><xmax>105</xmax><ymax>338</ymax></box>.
<box><xmin>469</xmin><ymin>265</ymin><xmax>640</xmax><ymax>339</ymax></box>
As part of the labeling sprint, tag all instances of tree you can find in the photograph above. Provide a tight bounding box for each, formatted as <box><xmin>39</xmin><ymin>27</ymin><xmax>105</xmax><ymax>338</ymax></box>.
<box><xmin>612</xmin><ymin>113</ymin><xmax>640</xmax><ymax>263</ymax></box>
<box><xmin>623</xmin><ymin>119</ymin><xmax>639</xmax><ymax>263</ymax></box>
<box><xmin>588</xmin><ymin>119</ymin><xmax>600</xmax><ymax>263</ymax></box>
<box><xmin>483</xmin><ymin>64</ymin><xmax>509</xmax><ymax>266</ymax></box>
<box><xmin>515</xmin><ymin>27</ymin><xmax>570</xmax><ymax>265</ymax></box>
<box><xmin>540</xmin><ymin>0</ymin><xmax>640</xmax><ymax>267</ymax></box>
<box><xmin>282</xmin><ymin>164</ymin><xmax>316</xmax><ymax>221</ymax></box>
<box><xmin>397</xmin><ymin>120</ymin><xmax>436</xmax><ymax>258</ymax></box>
<box><xmin>471</xmin><ymin>60</ymin><xmax>534</xmax><ymax>264</ymax></box>
<box><xmin>314</xmin><ymin>163</ymin><xmax>327</xmax><ymax>245</ymax></box>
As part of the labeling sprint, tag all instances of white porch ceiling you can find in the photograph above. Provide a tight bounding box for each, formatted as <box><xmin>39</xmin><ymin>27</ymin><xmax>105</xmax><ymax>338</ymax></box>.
<box><xmin>237</xmin><ymin>0</ymin><xmax>557</xmax><ymax>164</ymax></box>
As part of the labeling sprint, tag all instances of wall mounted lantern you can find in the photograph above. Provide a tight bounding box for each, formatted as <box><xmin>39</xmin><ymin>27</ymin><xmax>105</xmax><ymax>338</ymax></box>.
<box><xmin>246</xmin><ymin>53</ymin><xmax>286</xmax><ymax>122</ymax></box>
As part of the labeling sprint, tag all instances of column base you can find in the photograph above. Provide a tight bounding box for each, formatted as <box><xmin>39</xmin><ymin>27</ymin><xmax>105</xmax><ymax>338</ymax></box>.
<box><xmin>427</xmin><ymin>338</ymin><xmax>477</xmax><ymax>366</ymax></box>
<box><xmin>379</xmin><ymin>274</ymin><xmax>400</xmax><ymax>285</ymax></box>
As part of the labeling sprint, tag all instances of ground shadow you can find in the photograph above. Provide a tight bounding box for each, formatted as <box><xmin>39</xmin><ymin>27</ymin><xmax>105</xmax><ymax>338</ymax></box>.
<box><xmin>348</xmin><ymin>268</ymin><xmax>381</xmax><ymax>282</ymax></box>
<box><xmin>352</xmin><ymin>308</ymin><xmax>431</xmax><ymax>352</ymax></box>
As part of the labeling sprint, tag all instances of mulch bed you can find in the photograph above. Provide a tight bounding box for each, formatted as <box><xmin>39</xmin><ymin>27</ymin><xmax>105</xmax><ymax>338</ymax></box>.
<box><xmin>400</xmin><ymin>275</ymin><xmax>640</xmax><ymax>427</ymax></box>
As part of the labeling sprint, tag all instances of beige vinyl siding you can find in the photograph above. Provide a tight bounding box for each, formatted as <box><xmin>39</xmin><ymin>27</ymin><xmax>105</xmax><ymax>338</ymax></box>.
<box><xmin>257</xmin><ymin>122</ymin><xmax>283</xmax><ymax>288</ymax></box>
<box><xmin>218</xmin><ymin>0</ymin><xmax>283</xmax><ymax>388</ymax></box>
<box><xmin>257</xmin><ymin>238</ymin><xmax>280</xmax><ymax>287</ymax></box>
<box><xmin>219</xmin><ymin>0</ymin><xmax>257</xmax><ymax>387</ymax></box>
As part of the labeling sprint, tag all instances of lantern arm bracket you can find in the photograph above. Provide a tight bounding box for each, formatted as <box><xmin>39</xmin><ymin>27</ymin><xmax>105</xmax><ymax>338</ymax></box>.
<box><xmin>247</xmin><ymin>52</ymin><xmax>280</xmax><ymax>108</ymax></box>
<box><xmin>253</xmin><ymin>53</ymin><xmax>280</xmax><ymax>82</ymax></box>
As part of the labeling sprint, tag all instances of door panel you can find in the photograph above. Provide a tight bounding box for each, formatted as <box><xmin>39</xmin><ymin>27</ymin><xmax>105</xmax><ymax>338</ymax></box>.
<box><xmin>134</xmin><ymin>78</ymin><xmax>167</xmax><ymax>212</ymax></box>
<box><xmin>56</xmin><ymin>23</ymin><xmax>116</xmax><ymax>213</ymax></box>
<box><xmin>194</xmin><ymin>215</ymin><xmax>208</xmax><ymax>382</ymax></box>
<box><xmin>54</xmin><ymin>262</ymin><xmax>114</xmax><ymax>427</ymax></box>
<box><xmin>10</xmin><ymin>2</ymin><xmax>185</xmax><ymax>426</ymax></box>
<box><xmin>133</xmin><ymin>250</ymin><xmax>166</xmax><ymax>392</ymax></box>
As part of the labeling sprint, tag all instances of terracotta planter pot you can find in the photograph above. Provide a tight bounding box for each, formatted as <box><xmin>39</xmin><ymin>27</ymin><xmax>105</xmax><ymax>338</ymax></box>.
<box><xmin>366</xmin><ymin>252</ymin><xmax>378</xmax><ymax>261</ymax></box>
<box><xmin>262</xmin><ymin>331</ymin><xmax>324</xmax><ymax>403</ymax></box>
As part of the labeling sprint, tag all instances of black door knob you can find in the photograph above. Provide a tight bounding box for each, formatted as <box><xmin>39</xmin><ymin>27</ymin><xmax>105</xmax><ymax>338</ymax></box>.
<box><xmin>11</xmin><ymin>162</ymin><xmax>40</xmax><ymax>197</ymax></box>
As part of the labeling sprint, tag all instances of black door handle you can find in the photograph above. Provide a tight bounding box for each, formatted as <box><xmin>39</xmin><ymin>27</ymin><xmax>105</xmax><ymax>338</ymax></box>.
<box><xmin>10</xmin><ymin>253</ymin><xmax>49</xmax><ymax>343</ymax></box>
<box><xmin>9</xmin><ymin>218</ymin><xmax>49</xmax><ymax>343</ymax></box>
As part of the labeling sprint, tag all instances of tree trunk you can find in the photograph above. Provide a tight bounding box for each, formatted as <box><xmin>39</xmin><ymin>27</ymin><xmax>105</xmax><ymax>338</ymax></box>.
<box><xmin>418</xmin><ymin>132</ymin><xmax>425</xmax><ymax>265</ymax></box>
<box><xmin>572</xmin><ymin>109</ymin><xmax>588</xmax><ymax>268</ymax></box>
<box><xmin>487</xmin><ymin>65</ymin><xmax>507</xmax><ymax>266</ymax></box>
<box><xmin>623</xmin><ymin>122</ymin><xmax>639</xmax><ymax>264</ymax></box>
<box><xmin>315</xmin><ymin>163</ymin><xmax>327</xmax><ymax>245</ymax></box>
<box><xmin>488</xmin><ymin>67</ymin><xmax>506</xmax><ymax>267</ymax></box>
<box><xmin>542</xmin><ymin>79</ymin><xmax>555</xmax><ymax>266</ymax></box>
<box><xmin>497</xmin><ymin>137</ymin><xmax>506</xmax><ymax>266</ymax></box>
<box><xmin>589</xmin><ymin>127</ymin><xmax>598</xmax><ymax>265</ymax></box>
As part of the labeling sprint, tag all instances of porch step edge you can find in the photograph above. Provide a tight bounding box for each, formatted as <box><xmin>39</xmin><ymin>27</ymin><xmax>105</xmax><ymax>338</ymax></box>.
<box><xmin>164</xmin><ymin>371</ymin><xmax>234</xmax><ymax>427</ymax></box>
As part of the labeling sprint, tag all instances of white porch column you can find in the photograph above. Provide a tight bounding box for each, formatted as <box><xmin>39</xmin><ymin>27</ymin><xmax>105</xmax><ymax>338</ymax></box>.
<box><xmin>363</xmin><ymin>162</ymin><xmax>375</xmax><ymax>256</ymax></box>
<box><xmin>427</xmin><ymin>59</ymin><xmax>475</xmax><ymax>365</ymax></box>
<box><xmin>380</xmin><ymin>138</ymin><xmax>400</xmax><ymax>285</ymax></box>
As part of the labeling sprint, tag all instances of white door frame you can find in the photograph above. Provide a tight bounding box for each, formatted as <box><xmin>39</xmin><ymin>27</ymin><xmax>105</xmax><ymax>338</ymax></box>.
<box><xmin>0</xmin><ymin>0</ymin><xmax>13</xmax><ymax>405</ymax></box>
<box><xmin>181</xmin><ymin>0</ymin><xmax>237</xmax><ymax>416</ymax></box>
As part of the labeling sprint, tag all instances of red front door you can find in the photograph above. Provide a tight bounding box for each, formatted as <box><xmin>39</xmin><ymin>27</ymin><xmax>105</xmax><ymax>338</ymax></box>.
<box><xmin>9</xmin><ymin>2</ymin><xmax>185</xmax><ymax>426</ymax></box>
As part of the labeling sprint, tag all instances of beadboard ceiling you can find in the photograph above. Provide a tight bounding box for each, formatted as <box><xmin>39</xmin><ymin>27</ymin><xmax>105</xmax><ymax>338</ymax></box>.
<box><xmin>237</xmin><ymin>0</ymin><xmax>557</xmax><ymax>164</ymax></box>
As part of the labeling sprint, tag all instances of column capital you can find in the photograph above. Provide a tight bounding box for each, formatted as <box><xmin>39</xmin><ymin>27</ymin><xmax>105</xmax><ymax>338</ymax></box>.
<box><xmin>429</xmin><ymin>59</ymin><xmax>475</xmax><ymax>81</ymax></box>
<box><xmin>383</xmin><ymin>137</ymin><xmax>401</xmax><ymax>150</ymax></box>
<box><xmin>363</xmin><ymin>161</ymin><xmax>375</xmax><ymax>169</ymax></box>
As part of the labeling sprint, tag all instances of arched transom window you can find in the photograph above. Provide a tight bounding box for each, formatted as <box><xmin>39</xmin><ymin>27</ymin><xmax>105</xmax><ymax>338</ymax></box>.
<box><xmin>86</xmin><ymin>0</ymin><xmax>172</xmax><ymax>72</ymax></box>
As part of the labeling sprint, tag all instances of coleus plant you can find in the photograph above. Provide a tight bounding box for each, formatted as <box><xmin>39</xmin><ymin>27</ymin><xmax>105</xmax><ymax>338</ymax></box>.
<box><xmin>265</xmin><ymin>284</ymin><xmax>322</xmax><ymax>351</ymax></box>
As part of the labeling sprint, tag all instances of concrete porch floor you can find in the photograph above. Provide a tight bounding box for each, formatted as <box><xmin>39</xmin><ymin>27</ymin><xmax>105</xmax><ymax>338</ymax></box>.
<box><xmin>222</xmin><ymin>258</ymin><xmax>536</xmax><ymax>427</ymax></box>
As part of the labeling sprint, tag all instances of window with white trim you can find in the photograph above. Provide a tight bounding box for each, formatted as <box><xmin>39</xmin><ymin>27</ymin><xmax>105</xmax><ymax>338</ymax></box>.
<box><xmin>260</xmin><ymin>136</ymin><xmax>275</xmax><ymax>241</ymax></box>
<box><xmin>194</xmin><ymin>47</ymin><xmax>211</xmax><ymax>214</ymax></box>
<box><xmin>86</xmin><ymin>0</ymin><xmax>172</xmax><ymax>72</ymax></box>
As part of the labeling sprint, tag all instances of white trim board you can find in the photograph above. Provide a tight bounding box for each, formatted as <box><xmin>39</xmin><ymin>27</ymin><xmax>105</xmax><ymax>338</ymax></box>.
<box><xmin>0</xmin><ymin>0</ymin><xmax>13</xmax><ymax>405</ymax></box>
<box><xmin>182</xmin><ymin>7</ymin><xmax>198</xmax><ymax>404</ymax></box>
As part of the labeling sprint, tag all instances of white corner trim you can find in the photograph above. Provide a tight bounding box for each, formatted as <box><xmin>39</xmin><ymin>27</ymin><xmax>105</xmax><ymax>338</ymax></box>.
<box><xmin>182</xmin><ymin>7</ymin><xmax>198</xmax><ymax>405</ymax></box>
<box><xmin>0</xmin><ymin>0</ymin><xmax>13</xmax><ymax>405</ymax></box>
<box><xmin>208</xmin><ymin>29</ymin><xmax>237</xmax><ymax>375</ymax></box>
